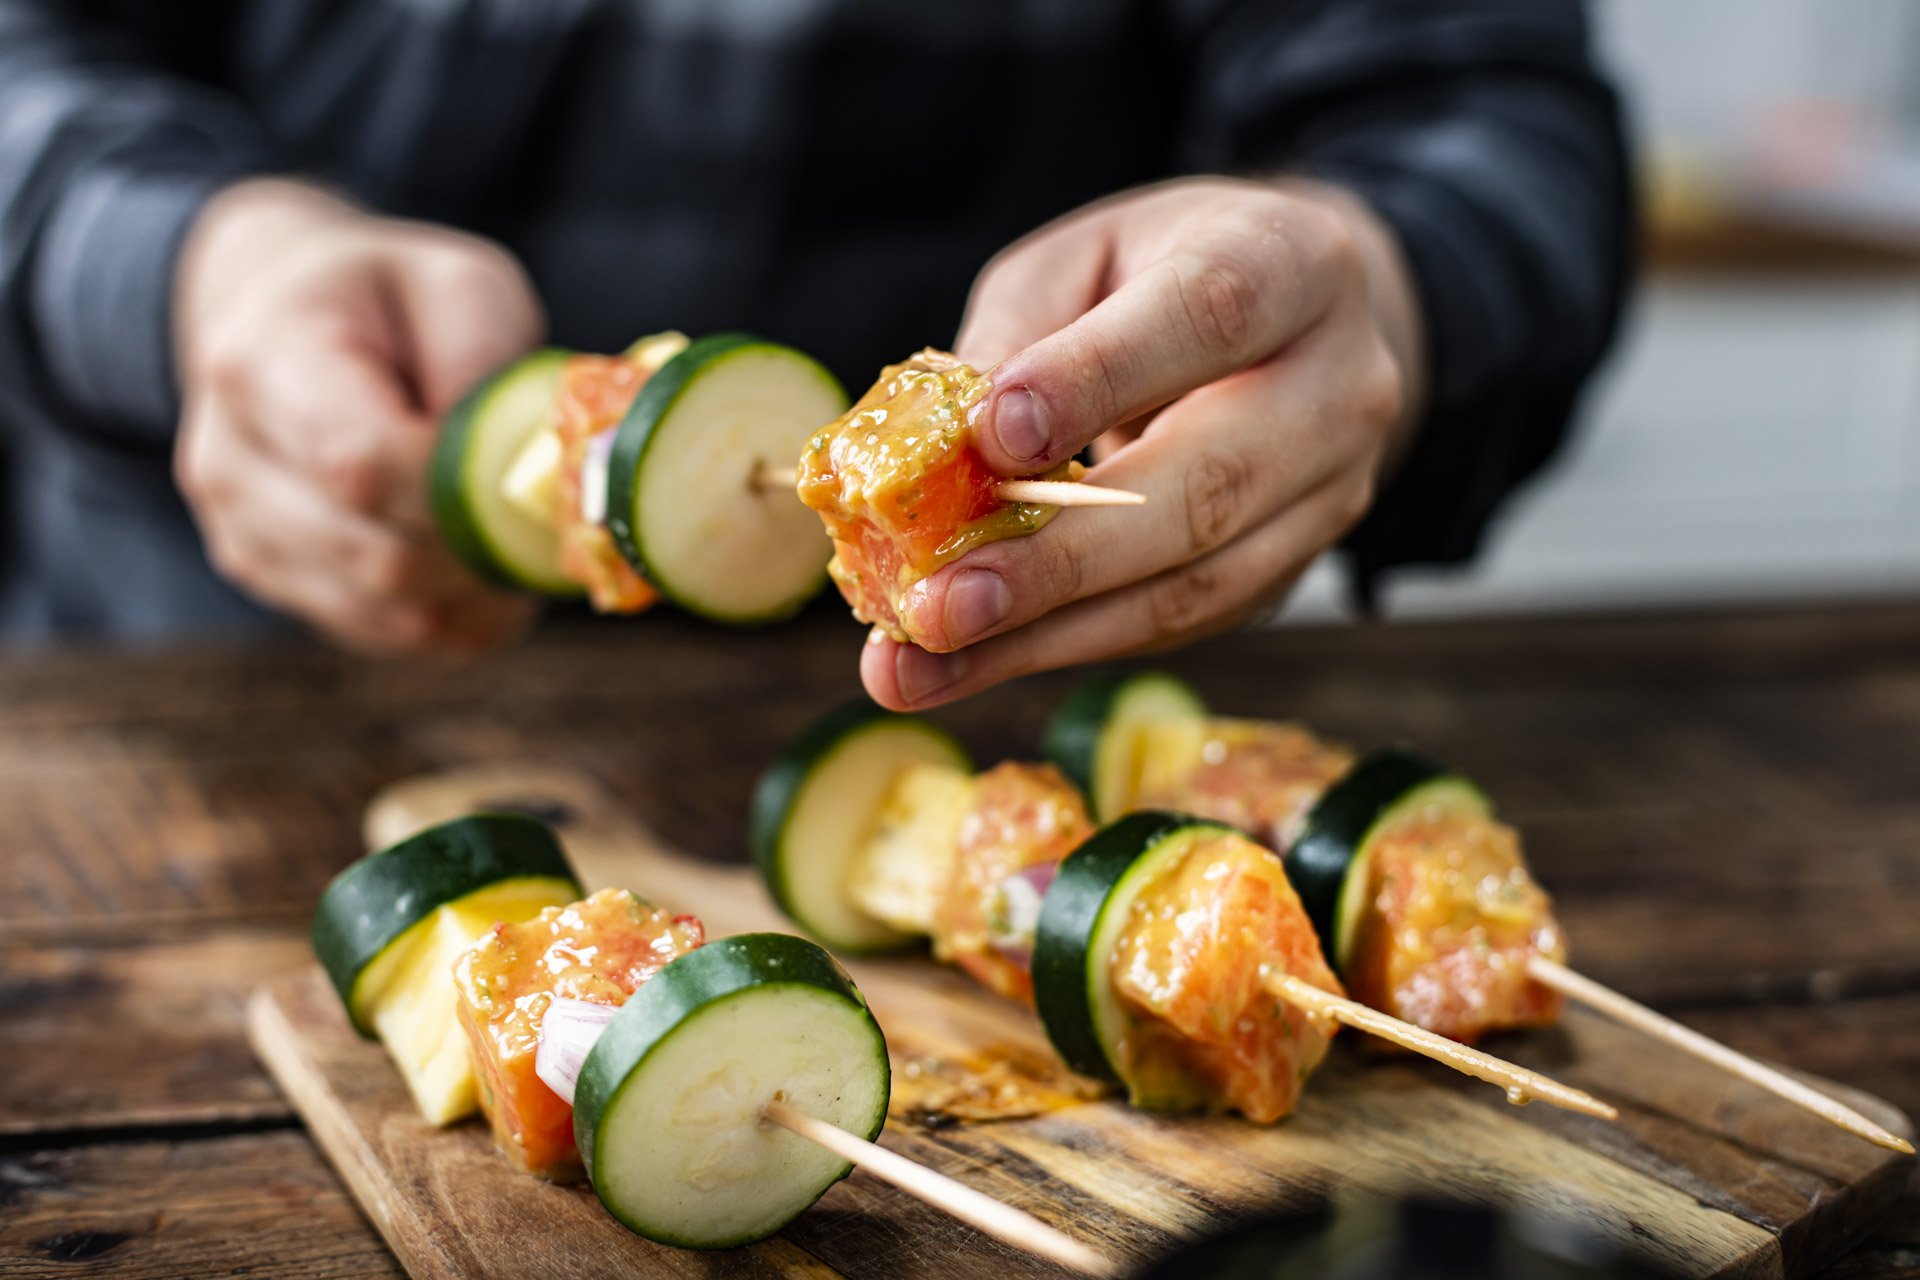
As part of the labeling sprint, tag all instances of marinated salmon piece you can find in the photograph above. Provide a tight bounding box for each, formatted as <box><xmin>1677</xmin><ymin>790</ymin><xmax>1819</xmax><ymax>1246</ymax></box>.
<box><xmin>1343</xmin><ymin>805</ymin><xmax>1564</xmax><ymax>1044</ymax></box>
<box><xmin>452</xmin><ymin>888</ymin><xmax>703</xmax><ymax>1178</ymax></box>
<box><xmin>932</xmin><ymin>762</ymin><xmax>1092</xmax><ymax>1005</ymax></box>
<box><xmin>1139</xmin><ymin>719</ymin><xmax>1355</xmax><ymax>852</ymax></box>
<box><xmin>1110</xmin><ymin>828</ymin><xmax>1341</xmax><ymax>1123</ymax></box>
<box><xmin>550</xmin><ymin>354</ymin><xmax>659</xmax><ymax>613</ymax></box>
<box><xmin>797</xmin><ymin>350</ymin><xmax>1069</xmax><ymax>641</ymax></box>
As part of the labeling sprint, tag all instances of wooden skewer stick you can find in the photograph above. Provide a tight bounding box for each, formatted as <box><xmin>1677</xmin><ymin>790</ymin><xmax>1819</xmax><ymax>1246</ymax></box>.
<box><xmin>994</xmin><ymin>479</ymin><xmax>1146</xmax><ymax>507</ymax></box>
<box><xmin>752</xmin><ymin>461</ymin><xmax>800</xmax><ymax>492</ymax></box>
<box><xmin>1524</xmin><ymin>956</ymin><xmax>1915</xmax><ymax>1153</ymax></box>
<box><xmin>764</xmin><ymin>1101</ymin><xmax>1120</xmax><ymax>1277</ymax></box>
<box><xmin>750</xmin><ymin>462</ymin><xmax>1145</xmax><ymax>508</ymax></box>
<box><xmin>1263</xmin><ymin>971</ymin><xmax>1618</xmax><ymax>1121</ymax></box>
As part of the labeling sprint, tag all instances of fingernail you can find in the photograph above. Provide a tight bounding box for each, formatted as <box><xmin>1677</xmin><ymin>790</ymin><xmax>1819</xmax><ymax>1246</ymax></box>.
<box><xmin>943</xmin><ymin>568</ymin><xmax>1011</xmax><ymax>645</ymax></box>
<box><xmin>895</xmin><ymin>644</ymin><xmax>968</xmax><ymax>706</ymax></box>
<box><xmin>993</xmin><ymin>386</ymin><xmax>1051</xmax><ymax>462</ymax></box>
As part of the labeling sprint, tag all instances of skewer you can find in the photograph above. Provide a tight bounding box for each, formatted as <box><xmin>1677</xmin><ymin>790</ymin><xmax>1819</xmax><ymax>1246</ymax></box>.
<box><xmin>763</xmin><ymin>1101</ymin><xmax>1120</xmax><ymax>1277</ymax></box>
<box><xmin>1264</xmin><ymin>971</ymin><xmax>1618</xmax><ymax>1121</ymax></box>
<box><xmin>993</xmin><ymin>479</ymin><xmax>1146</xmax><ymax>507</ymax></box>
<box><xmin>751</xmin><ymin>462</ymin><xmax>1145</xmax><ymax>508</ymax></box>
<box><xmin>1524</xmin><ymin>956</ymin><xmax>1914</xmax><ymax>1153</ymax></box>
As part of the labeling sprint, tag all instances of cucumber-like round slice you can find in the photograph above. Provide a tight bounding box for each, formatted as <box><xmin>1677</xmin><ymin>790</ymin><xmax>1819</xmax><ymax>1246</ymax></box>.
<box><xmin>750</xmin><ymin>702</ymin><xmax>971</xmax><ymax>953</ymax></box>
<box><xmin>1044</xmin><ymin>671</ymin><xmax>1209</xmax><ymax>820</ymax></box>
<box><xmin>574</xmin><ymin>933</ymin><xmax>888</xmax><ymax>1249</ymax></box>
<box><xmin>311</xmin><ymin>813</ymin><xmax>581</xmax><ymax>1035</ymax></box>
<box><xmin>1284</xmin><ymin>748</ymin><xmax>1492</xmax><ymax>973</ymax></box>
<box><xmin>605</xmin><ymin>334</ymin><xmax>847</xmax><ymax>624</ymax></box>
<box><xmin>429</xmin><ymin>349</ymin><xmax>581</xmax><ymax>596</ymax></box>
<box><xmin>1031</xmin><ymin>812</ymin><xmax>1232</xmax><ymax>1092</ymax></box>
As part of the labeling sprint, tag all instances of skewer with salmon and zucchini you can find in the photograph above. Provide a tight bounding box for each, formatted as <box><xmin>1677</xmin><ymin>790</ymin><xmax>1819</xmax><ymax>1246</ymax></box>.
<box><xmin>432</xmin><ymin>342</ymin><xmax>1144</xmax><ymax>633</ymax></box>
<box><xmin>1042</xmin><ymin>671</ymin><xmax>1915</xmax><ymax>1154</ymax></box>
<box><xmin>749</xmin><ymin>704</ymin><xmax>1615</xmax><ymax>1126</ymax></box>
<box><xmin>429</xmin><ymin>331</ymin><xmax>850</xmax><ymax>624</ymax></box>
<box><xmin>310</xmin><ymin>813</ymin><xmax>1115</xmax><ymax>1272</ymax></box>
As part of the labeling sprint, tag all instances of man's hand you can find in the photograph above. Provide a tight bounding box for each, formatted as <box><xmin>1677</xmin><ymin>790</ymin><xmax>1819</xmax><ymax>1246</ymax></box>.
<box><xmin>862</xmin><ymin>177</ymin><xmax>1425</xmax><ymax>709</ymax></box>
<box><xmin>173</xmin><ymin>179</ymin><xmax>541</xmax><ymax>654</ymax></box>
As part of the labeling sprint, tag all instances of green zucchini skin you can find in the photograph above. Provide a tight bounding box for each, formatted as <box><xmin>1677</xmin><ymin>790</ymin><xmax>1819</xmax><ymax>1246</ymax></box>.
<box><xmin>428</xmin><ymin>348</ymin><xmax>577</xmax><ymax>594</ymax></box>
<box><xmin>605</xmin><ymin>332</ymin><xmax>756</xmax><ymax>575</ymax></box>
<box><xmin>1283</xmin><ymin>748</ymin><xmax>1453</xmax><ymax>973</ymax></box>
<box><xmin>603</xmin><ymin>332</ymin><xmax>846</xmax><ymax>625</ymax></box>
<box><xmin>310</xmin><ymin>814</ymin><xmax>579</xmax><ymax>1035</ymax></box>
<box><xmin>1042</xmin><ymin>672</ymin><xmax>1136</xmax><ymax>798</ymax></box>
<box><xmin>750</xmin><ymin>700</ymin><xmax>893</xmax><ymax>889</ymax></box>
<box><xmin>573</xmin><ymin>933</ymin><xmax>888</xmax><ymax>1247</ymax></box>
<box><xmin>1043</xmin><ymin>670</ymin><xmax>1208</xmax><ymax>820</ymax></box>
<box><xmin>1031</xmin><ymin>811</ymin><xmax>1222</xmax><ymax>1084</ymax></box>
<box><xmin>748</xmin><ymin>700</ymin><xmax>970</xmax><ymax>952</ymax></box>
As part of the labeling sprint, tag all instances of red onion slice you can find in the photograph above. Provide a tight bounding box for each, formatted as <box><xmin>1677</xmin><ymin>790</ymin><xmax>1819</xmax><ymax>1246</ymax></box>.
<box><xmin>987</xmin><ymin>861</ymin><xmax>1060</xmax><ymax>963</ymax></box>
<box><xmin>534</xmin><ymin>996</ymin><xmax>618</xmax><ymax>1105</ymax></box>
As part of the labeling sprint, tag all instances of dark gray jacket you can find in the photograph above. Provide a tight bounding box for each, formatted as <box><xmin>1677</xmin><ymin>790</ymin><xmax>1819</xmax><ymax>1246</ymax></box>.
<box><xmin>0</xmin><ymin>0</ymin><xmax>1632</xmax><ymax>638</ymax></box>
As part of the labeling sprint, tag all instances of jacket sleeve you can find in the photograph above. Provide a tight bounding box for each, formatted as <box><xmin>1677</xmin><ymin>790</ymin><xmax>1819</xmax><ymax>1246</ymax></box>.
<box><xmin>0</xmin><ymin>1</ymin><xmax>269</xmax><ymax>448</ymax></box>
<box><xmin>1176</xmin><ymin>0</ymin><xmax>1635</xmax><ymax>601</ymax></box>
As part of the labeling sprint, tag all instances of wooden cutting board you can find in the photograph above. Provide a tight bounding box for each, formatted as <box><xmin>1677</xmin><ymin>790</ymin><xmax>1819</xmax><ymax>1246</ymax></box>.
<box><xmin>248</xmin><ymin>764</ymin><xmax>1915</xmax><ymax>1280</ymax></box>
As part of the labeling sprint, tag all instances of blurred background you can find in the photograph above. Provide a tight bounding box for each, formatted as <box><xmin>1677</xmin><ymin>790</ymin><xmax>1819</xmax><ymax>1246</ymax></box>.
<box><xmin>1289</xmin><ymin>0</ymin><xmax>1920</xmax><ymax>621</ymax></box>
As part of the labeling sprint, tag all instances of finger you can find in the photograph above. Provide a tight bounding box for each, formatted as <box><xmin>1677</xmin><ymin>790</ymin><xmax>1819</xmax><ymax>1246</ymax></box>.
<box><xmin>896</xmin><ymin>323</ymin><xmax>1394</xmax><ymax>652</ymax></box>
<box><xmin>970</xmin><ymin>197</ymin><xmax>1357</xmax><ymax>474</ymax></box>
<box><xmin>236</xmin><ymin>457</ymin><xmax>484</xmax><ymax>605</ymax></box>
<box><xmin>189</xmin><ymin>438</ymin><xmax>444</xmax><ymax>653</ymax></box>
<box><xmin>224</xmin><ymin>328</ymin><xmax>440</xmax><ymax>532</ymax></box>
<box><xmin>862</xmin><ymin>479</ymin><xmax>1360</xmax><ymax>711</ymax></box>
<box><xmin>186</xmin><ymin>419</ymin><xmax>518</xmax><ymax>647</ymax></box>
<box><xmin>953</xmin><ymin>207</ymin><xmax>1115</xmax><ymax>370</ymax></box>
<box><xmin>386</xmin><ymin>234</ymin><xmax>545</xmax><ymax>416</ymax></box>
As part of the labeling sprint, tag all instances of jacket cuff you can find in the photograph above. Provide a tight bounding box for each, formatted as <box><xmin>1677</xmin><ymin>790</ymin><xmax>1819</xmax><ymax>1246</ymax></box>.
<box><xmin>29</xmin><ymin>163</ymin><xmax>242</xmax><ymax>444</ymax></box>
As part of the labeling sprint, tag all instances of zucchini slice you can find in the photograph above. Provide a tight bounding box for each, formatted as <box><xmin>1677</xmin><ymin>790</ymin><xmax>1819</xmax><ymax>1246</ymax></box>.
<box><xmin>750</xmin><ymin>702</ymin><xmax>971</xmax><ymax>953</ymax></box>
<box><xmin>429</xmin><ymin>348</ymin><xmax>581</xmax><ymax>596</ymax></box>
<box><xmin>1044</xmin><ymin>671</ymin><xmax>1209</xmax><ymax>820</ymax></box>
<box><xmin>606</xmin><ymin>334</ymin><xmax>847</xmax><ymax>624</ymax></box>
<box><xmin>310</xmin><ymin>814</ymin><xmax>581</xmax><ymax>1124</ymax></box>
<box><xmin>1030</xmin><ymin>812</ymin><xmax>1232</xmax><ymax>1092</ymax></box>
<box><xmin>574</xmin><ymin>933</ymin><xmax>888</xmax><ymax>1249</ymax></box>
<box><xmin>1284</xmin><ymin>748</ymin><xmax>1493</xmax><ymax>973</ymax></box>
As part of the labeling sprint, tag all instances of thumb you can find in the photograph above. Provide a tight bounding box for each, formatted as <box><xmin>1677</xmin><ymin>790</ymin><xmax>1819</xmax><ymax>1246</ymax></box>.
<box><xmin>386</xmin><ymin>233</ymin><xmax>546</xmax><ymax>416</ymax></box>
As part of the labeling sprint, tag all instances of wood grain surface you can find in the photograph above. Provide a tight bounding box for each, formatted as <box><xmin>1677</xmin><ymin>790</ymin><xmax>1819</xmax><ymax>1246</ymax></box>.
<box><xmin>6</xmin><ymin>603</ymin><xmax>1920</xmax><ymax>1277</ymax></box>
<box><xmin>0</xmin><ymin>1130</ymin><xmax>403</xmax><ymax>1279</ymax></box>
<box><xmin>247</xmin><ymin>764</ymin><xmax>1914</xmax><ymax>1280</ymax></box>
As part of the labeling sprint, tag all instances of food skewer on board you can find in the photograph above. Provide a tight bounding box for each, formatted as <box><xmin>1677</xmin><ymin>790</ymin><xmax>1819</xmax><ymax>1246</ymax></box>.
<box><xmin>1046</xmin><ymin>673</ymin><xmax>1915</xmax><ymax>1155</ymax></box>
<box><xmin>750</xmin><ymin>706</ymin><xmax>1615</xmax><ymax>1126</ymax></box>
<box><xmin>309</xmin><ymin>813</ymin><xmax>1121</xmax><ymax>1269</ymax></box>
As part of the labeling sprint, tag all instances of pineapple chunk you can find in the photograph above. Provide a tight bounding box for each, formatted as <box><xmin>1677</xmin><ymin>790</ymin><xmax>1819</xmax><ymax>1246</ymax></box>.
<box><xmin>623</xmin><ymin>329</ymin><xmax>690</xmax><ymax>373</ymax></box>
<box><xmin>500</xmin><ymin>426</ymin><xmax>563</xmax><ymax>525</ymax></box>
<box><xmin>846</xmin><ymin>762</ymin><xmax>976</xmax><ymax>935</ymax></box>
<box><xmin>497</xmin><ymin>331</ymin><xmax>688</xmax><ymax>528</ymax></box>
<box><xmin>1129</xmin><ymin>717</ymin><xmax>1208</xmax><ymax>809</ymax></box>
<box><xmin>352</xmin><ymin>877</ymin><xmax>578</xmax><ymax>1125</ymax></box>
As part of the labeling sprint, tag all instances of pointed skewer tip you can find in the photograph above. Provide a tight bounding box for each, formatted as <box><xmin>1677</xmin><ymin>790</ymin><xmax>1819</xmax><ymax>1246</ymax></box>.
<box><xmin>1524</xmin><ymin>956</ymin><xmax>1914</xmax><ymax>1153</ymax></box>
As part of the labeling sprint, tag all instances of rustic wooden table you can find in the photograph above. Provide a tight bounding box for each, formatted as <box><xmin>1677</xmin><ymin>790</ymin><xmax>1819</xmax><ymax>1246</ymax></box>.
<box><xmin>2</xmin><ymin>602</ymin><xmax>1917</xmax><ymax>1278</ymax></box>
